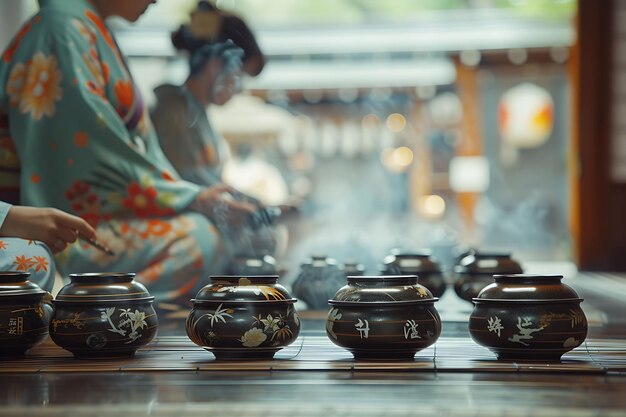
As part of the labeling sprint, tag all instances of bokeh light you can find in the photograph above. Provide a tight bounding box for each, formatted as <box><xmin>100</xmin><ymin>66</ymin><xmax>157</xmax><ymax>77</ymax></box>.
<box><xmin>386</xmin><ymin>113</ymin><xmax>406</xmax><ymax>132</ymax></box>
<box><xmin>381</xmin><ymin>146</ymin><xmax>414</xmax><ymax>173</ymax></box>
<box><xmin>417</xmin><ymin>194</ymin><xmax>446</xmax><ymax>220</ymax></box>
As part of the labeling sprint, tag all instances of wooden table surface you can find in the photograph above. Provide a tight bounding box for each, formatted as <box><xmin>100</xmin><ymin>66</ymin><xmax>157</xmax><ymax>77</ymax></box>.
<box><xmin>1</xmin><ymin>271</ymin><xmax>625</xmax><ymax>416</ymax></box>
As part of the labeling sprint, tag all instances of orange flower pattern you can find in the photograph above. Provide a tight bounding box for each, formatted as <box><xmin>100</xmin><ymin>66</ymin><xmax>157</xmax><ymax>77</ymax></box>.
<box><xmin>0</xmin><ymin>237</ymin><xmax>55</xmax><ymax>292</ymax></box>
<box><xmin>14</xmin><ymin>255</ymin><xmax>36</xmax><ymax>271</ymax></box>
<box><xmin>17</xmin><ymin>52</ymin><xmax>63</xmax><ymax>120</ymax></box>
<box><xmin>33</xmin><ymin>255</ymin><xmax>49</xmax><ymax>272</ymax></box>
<box><xmin>143</xmin><ymin>219</ymin><xmax>173</xmax><ymax>238</ymax></box>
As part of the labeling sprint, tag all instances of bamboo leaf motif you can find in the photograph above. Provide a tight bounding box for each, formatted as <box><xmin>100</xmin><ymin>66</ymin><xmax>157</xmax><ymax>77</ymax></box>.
<box><xmin>569</xmin><ymin>309</ymin><xmax>584</xmax><ymax>328</ymax></box>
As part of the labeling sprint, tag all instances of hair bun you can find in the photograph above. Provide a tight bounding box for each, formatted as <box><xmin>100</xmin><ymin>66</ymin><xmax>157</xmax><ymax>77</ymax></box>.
<box><xmin>171</xmin><ymin>25</ymin><xmax>209</xmax><ymax>53</ymax></box>
<box><xmin>197</xmin><ymin>1</ymin><xmax>215</xmax><ymax>11</ymax></box>
<box><xmin>171</xmin><ymin>25</ymin><xmax>192</xmax><ymax>51</ymax></box>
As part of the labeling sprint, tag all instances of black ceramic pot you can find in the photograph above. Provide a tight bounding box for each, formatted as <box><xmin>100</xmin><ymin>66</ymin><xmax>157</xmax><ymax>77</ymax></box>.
<box><xmin>291</xmin><ymin>255</ymin><xmax>346</xmax><ymax>310</ymax></box>
<box><xmin>453</xmin><ymin>251</ymin><xmax>523</xmax><ymax>303</ymax></box>
<box><xmin>0</xmin><ymin>272</ymin><xmax>53</xmax><ymax>358</ymax></box>
<box><xmin>469</xmin><ymin>274</ymin><xmax>588</xmax><ymax>361</ymax></box>
<box><xmin>327</xmin><ymin>275</ymin><xmax>441</xmax><ymax>360</ymax></box>
<box><xmin>187</xmin><ymin>275</ymin><xmax>300</xmax><ymax>360</ymax></box>
<box><xmin>50</xmin><ymin>273</ymin><xmax>158</xmax><ymax>358</ymax></box>
<box><xmin>381</xmin><ymin>251</ymin><xmax>447</xmax><ymax>298</ymax></box>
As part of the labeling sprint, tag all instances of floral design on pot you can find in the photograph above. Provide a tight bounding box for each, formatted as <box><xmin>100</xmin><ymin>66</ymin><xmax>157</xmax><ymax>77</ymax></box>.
<box><xmin>327</xmin><ymin>275</ymin><xmax>441</xmax><ymax>360</ymax></box>
<box><xmin>292</xmin><ymin>255</ymin><xmax>346</xmax><ymax>310</ymax></box>
<box><xmin>49</xmin><ymin>273</ymin><xmax>158</xmax><ymax>359</ymax></box>
<box><xmin>186</xmin><ymin>275</ymin><xmax>300</xmax><ymax>360</ymax></box>
<box><xmin>453</xmin><ymin>251</ymin><xmax>523</xmax><ymax>303</ymax></box>
<box><xmin>469</xmin><ymin>274</ymin><xmax>588</xmax><ymax>361</ymax></box>
<box><xmin>100</xmin><ymin>307</ymin><xmax>149</xmax><ymax>344</ymax></box>
<box><xmin>381</xmin><ymin>250</ymin><xmax>447</xmax><ymax>298</ymax></box>
<box><xmin>0</xmin><ymin>272</ymin><xmax>53</xmax><ymax>357</ymax></box>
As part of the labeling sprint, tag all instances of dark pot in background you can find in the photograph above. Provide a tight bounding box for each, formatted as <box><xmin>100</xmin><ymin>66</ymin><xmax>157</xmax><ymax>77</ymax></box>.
<box><xmin>453</xmin><ymin>251</ymin><xmax>523</xmax><ymax>303</ymax></box>
<box><xmin>291</xmin><ymin>255</ymin><xmax>346</xmax><ymax>310</ymax></box>
<box><xmin>187</xmin><ymin>275</ymin><xmax>300</xmax><ymax>360</ymax></box>
<box><xmin>469</xmin><ymin>274</ymin><xmax>588</xmax><ymax>361</ymax></box>
<box><xmin>381</xmin><ymin>251</ymin><xmax>447</xmax><ymax>298</ymax></box>
<box><xmin>50</xmin><ymin>273</ymin><xmax>158</xmax><ymax>358</ymax></box>
<box><xmin>341</xmin><ymin>260</ymin><xmax>365</xmax><ymax>277</ymax></box>
<box><xmin>226</xmin><ymin>254</ymin><xmax>278</xmax><ymax>276</ymax></box>
<box><xmin>327</xmin><ymin>275</ymin><xmax>441</xmax><ymax>360</ymax></box>
<box><xmin>0</xmin><ymin>272</ymin><xmax>53</xmax><ymax>358</ymax></box>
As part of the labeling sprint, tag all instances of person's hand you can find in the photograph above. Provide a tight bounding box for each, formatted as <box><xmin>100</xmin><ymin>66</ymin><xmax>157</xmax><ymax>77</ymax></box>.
<box><xmin>0</xmin><ymin>206</ymin><xmax>97</xmax><ymax>253</ymax></box>
<box><xmin>191</xmin><ymin>184</ymin><xmax>257</xmax><ymax>227</ymax></box>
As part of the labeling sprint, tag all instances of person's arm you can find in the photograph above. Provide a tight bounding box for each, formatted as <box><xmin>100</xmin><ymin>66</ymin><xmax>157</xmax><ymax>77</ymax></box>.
<box><xmin>0</xmin><ymin>201</ymin><xmax>97</xmax><ymax>253</ymax></box>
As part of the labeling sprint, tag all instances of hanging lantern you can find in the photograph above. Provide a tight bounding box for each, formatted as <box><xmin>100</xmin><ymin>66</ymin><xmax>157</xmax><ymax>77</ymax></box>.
<box><xmin>497</xmin><ymin>83</ymin><xmax>554</xmax><ymax>149</ymax></box>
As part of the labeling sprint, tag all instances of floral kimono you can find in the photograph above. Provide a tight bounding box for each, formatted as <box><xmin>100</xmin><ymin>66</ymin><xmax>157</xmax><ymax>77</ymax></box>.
<box><xmin>0</xmin><ymin>201</ymin><xmax>55</xmax><ymax>292</ymax></box>
<box><xmin>0</xmin><ymin>0</ymin><xmax>226</xmax><ymax>303</ymax></box>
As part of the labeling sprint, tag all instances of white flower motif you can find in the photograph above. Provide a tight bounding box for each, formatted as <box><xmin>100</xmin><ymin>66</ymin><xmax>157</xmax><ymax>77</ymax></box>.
<box><xmin>260</xmin><ymin>314</ymin><xmax>280</xmax><ymax>332</ymax></box>
<box><xmin>128</xmin><ymin>310</ymin><xmax>147</xmax><ymax>331</ymax></box>
<box><xmin>239</xmin><ymin>328</ymin><xmax>267</xmax><ymax>347</ymax></box>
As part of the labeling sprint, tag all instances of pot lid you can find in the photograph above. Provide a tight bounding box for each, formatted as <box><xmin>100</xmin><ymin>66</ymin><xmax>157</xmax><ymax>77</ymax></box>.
<box><xmin>193</xmin><ymin>275</ymin><xmax>295</xmax><ymax>303</ymax></box>
<box><xmin>474</xmin><ymin>274</ymin><xmax>582</xmax><ymax>302</ymax></box>
<box><xmin>342</xmin><ymin>260</ymin><xmax>365</xmax><ymax>275</ymax></box>
<box><xmin>300</xmin><ymin>255</ymin><xmax>339</xmax><ymax>269</ymax></box>
<box><xmin>226</xmin><ymin>255</ymin><xmax>278</xmax><ymax>275</ymax></box>
<box><xmin>453</xmin><ymin>251</ymin><xmax>523</xmax><ymax>274</ymax></box>
<box><xmin>55</xmin><ymin>272</ymin><xmax>153</xmax><ymax>303</ymax></box>
<box><xmin>0</xmin><ymin>271</ymin><xmax>46</xmax><ymax>297</ymax></box>
<box><xmin>382</xmin><ymin>251</ymin><xmax>442</xmax><ymax>273</ymax></box>
<box><xmin>331</xmin><ymin>275</ymin><xmax>436</xmax><ymax>303</ymax></box>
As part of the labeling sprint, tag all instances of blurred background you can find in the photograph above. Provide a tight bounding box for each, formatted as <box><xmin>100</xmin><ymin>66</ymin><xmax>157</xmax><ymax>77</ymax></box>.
<box><xmin>2</xmin><ymin>0</ymin><xmax>624</xmax><ymax>279</ymax></box>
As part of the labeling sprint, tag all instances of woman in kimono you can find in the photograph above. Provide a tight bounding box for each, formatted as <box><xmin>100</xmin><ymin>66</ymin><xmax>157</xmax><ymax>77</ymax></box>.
<box><xmin>0</xmin><ymin>0</ymin><xmax>257</xmax><ymax>304</ymax></box>
<box><xmin>151</xmin><ymin>3</ymin><xmax>286</xmax><ymax>257</ymax></box>
<box><xmin>152</xmin><ymin>40</ymin><xmax>245</xmax><ymax>187</ymax></box>
<box><xmin>151</xmin><ymin>0</ymin><xmax>265</xmax><ymax>186</ymax></box>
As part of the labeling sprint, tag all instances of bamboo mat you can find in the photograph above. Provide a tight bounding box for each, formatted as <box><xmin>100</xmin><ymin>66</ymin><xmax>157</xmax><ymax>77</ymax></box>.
<box><xmin>1</xmin><ymin>336</ymin><xmax>625</xmax><ymax>374</ymax></box>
